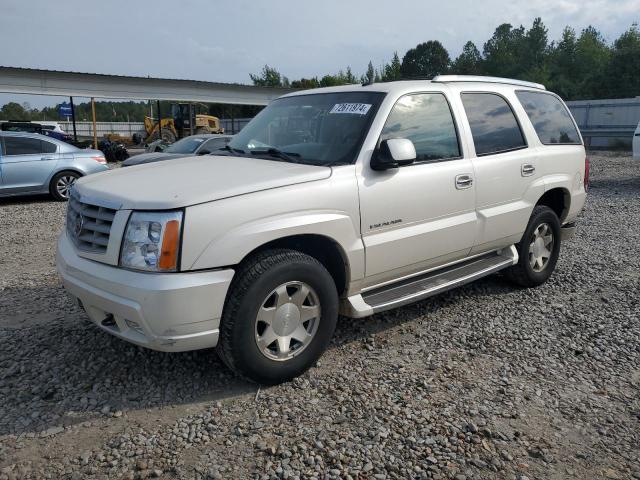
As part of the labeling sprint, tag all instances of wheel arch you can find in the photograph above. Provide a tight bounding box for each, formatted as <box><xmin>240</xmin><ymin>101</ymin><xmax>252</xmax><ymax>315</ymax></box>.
<box><xmin>536</xmin><ymin>187</ymin><xmax>571</xmax><ymax>223</ymax></box>
<box><xmin>238</xmin><ymin>234</ymin><xmax>350</xmax><ymax>297</ymax></box>
<box><xmin>48</xmin><ymin>168</ymin><xmax>84</xmax><ymax>189</ymax></box>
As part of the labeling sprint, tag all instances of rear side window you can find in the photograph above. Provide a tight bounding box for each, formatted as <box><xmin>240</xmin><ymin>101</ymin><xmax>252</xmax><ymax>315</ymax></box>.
<box><xmin>461</xmin><ymin>93</ymin><xmax>526</xmax><ymax>156</ymax></box>
<box><xmin>3</xmin><ymin>136</ymin><xmax>45</xmax><ymax>155</ymax></box>
<box><xmin>515</xmin><ymin>91</ymin><xmax>581</xmax><ymax>145</ymax></box>
<box><xmin>41</xmin><ymin>140</ymin><xmax>58</xmax><ymax>153</ymax></box>
<box><xmin>380</xmin><ymin>93</ymin><xmax>460</xmax><ymax>162</ymax></box>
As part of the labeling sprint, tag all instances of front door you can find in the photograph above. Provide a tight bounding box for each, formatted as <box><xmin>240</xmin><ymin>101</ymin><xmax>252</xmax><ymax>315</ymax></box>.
<box><xmin>358</xmin><ymin>92</ymin><xmax>477</xmax><ymax>287</ymax></box>
<box><xmin>0</xmin><ymin>135</ymin><xmax>59</xmax><ymax>194</ymax></box>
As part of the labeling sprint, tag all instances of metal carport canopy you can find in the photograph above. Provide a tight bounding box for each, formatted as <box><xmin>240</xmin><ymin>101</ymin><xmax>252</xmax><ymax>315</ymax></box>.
<box><xmin>0</xmin><ymin>66</ymin><xmax>293</xmax><ymax>105</ymax></box>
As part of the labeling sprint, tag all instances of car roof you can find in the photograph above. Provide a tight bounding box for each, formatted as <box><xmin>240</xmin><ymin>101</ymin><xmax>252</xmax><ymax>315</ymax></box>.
<box><xmin>184</xmin><ymin>134</ymin><xmax>232</xmax><ymax>139</ymax></box>
<box><xmin>0</xmin><ymin>130</ymin><xmax>77</xmax><ymax>148</ymax></box>
<box><xmin>280</xmin><ymin>76</ymin><xmax>548</xmax><ymax>99</ymax></box>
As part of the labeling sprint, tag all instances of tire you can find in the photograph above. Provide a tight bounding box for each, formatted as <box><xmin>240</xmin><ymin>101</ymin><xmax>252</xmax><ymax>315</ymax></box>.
<box><xmin>50</xmin><ymin>170</ymin><xmax>80</xmax><ymax>201</ymax></box>
<box><xmin>504</xmin><ymin>205</ymin><xmax>561</xmax><ymax>287</ymax></box>
<box><xmin>216</xmin><ymin>249</ymin><xmax>339</xmax><ymax>384</ymax></box>
<box><xmin>150</xmin><ymin>128</ymin><xmax>176</xmax><ymax>144</ymax></box>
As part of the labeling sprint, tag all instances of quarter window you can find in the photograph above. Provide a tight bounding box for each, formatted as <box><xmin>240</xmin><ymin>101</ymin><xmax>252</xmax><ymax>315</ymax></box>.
<box><xmin>515</xmin><ymin>91</ymin><xmax>581</xmax><ymax>145</ymax></box>
<box><xmin>461</xmin><ymin>93</ymin><xmax>526</xmax><ymax>156</ymax></box>
<box><xmin>41</xmin><ymin>140</ymin><xmax>58</xmax><ymax>153</ymax></box>
<box><xmin>3</xmin><ymin>137</ymin><xmax>46</xmax><ymax>155</ymax></box>
<box><xmin>380</xmin><ymin>93</ymin><xmax>460</xmax><ymax>162</ymax></box>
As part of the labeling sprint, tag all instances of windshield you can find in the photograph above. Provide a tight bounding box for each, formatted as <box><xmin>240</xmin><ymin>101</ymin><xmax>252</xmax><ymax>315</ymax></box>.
<box><xmin>228</xmin><ymin>91</ymin><xmax>386</xmax><ymax>166</ymax></box>
<box><xmin>164</xmin><ymin>136</ymin><xmax>206</xmax><ymax>154</ymax></box>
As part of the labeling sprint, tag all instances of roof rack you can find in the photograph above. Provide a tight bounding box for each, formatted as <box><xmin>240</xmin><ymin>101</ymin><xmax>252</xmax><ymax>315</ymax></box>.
<box><xmin>432</xmin><ymin>75</ymin><xmax>545</xmax><ymax>90</ymax></box>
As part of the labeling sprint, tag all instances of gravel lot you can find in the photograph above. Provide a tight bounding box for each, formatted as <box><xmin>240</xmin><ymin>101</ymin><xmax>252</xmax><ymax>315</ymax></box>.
<box><xmin>0</xmin><ymin>153</ymin><xmax>638</xmax><ymax>480</ymax></box>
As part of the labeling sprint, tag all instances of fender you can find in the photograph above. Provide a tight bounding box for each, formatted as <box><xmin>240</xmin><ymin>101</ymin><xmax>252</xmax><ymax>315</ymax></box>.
<box><xmin>181</xmin><ymin>168</ymin><xmax>365</xmax><ymax>283</ymax></box>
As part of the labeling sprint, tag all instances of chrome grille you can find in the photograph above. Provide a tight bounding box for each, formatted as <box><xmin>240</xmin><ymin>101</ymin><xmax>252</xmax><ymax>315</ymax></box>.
<box><xmin>66</xmin><ymin>191</ymin><xmax>117</xmax><ymax>254</ymax></box>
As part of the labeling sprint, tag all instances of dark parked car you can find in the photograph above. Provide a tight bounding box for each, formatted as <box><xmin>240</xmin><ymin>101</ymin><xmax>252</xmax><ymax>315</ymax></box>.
<box><xmin>122</xmin><ymin>134</ymin><xmax>232</xmax><ymax>167</ymax></box>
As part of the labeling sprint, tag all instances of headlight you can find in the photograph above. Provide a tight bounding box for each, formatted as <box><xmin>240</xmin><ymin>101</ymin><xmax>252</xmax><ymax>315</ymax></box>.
<box><xmin>120</xmin><ymin>211</ymin><xmax>183</xmax><ymax>272</ymax></box>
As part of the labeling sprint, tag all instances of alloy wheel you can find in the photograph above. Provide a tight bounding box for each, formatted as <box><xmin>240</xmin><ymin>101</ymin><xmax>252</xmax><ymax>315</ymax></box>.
<box><xmin>56</xmin><ymin>175</ymin><xmax>77</xmax><ymax>199</ymax></box>
<box><xmin>254</xmin><ymin>281</ymin><xmax>321</xmax><ymax>361</ymax></box>
<box><xmin>528</xmin><ymin>222</ymin><xmax>554</xmax><ymax>272</ymax></box>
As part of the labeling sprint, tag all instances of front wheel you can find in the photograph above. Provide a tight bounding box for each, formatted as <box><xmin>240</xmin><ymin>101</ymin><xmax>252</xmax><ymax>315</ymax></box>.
<box><xmin>505</xmin><ymin>205</ymin><xmax>561</xmax><ymax>287</ymax></box>
<box><xmin>216</xmin><ymin>249</ymin><xmax>338</xmax><ymax>384</ymax></box>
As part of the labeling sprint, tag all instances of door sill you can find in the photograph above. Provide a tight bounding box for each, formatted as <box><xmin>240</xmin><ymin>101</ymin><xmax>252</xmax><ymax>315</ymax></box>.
<box><xmin>341</xmin><ymin>246</ymin><xmax>517</xmax><ymax>318</ymax></box>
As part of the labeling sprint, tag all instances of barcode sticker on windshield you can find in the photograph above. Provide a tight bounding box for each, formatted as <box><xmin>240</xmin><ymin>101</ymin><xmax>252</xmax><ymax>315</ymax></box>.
<box><xmin>329</xmin><ymin>103</ymin><xmax>372</xmax><ymax>115</ymax></box>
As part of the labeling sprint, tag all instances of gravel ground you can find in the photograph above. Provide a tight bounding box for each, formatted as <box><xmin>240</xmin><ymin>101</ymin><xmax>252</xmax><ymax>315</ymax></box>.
<box><xmin>0</xmin><ymin>153</ymin><xmax>638</xmax><ymax>480</ymax></box>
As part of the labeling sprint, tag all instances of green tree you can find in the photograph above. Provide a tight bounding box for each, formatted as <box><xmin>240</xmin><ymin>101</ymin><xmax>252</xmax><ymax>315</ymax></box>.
<box><xmin>547</xmin><ymin>27</ymin><xmax>579</xmax><ymax>98</ymax></box>
<box><xmin>451</xmin><ymin>41</ymin><xmax>483</xmax><ymax>74</ymax></box>
<box><xmin>250</xmin><ymin>65</ymin><xmax>289</xmax><ymax>87</ymax></box>
<box><xmin>0</xmin><ymin>102</ymin><xmax>30</xmax><ymax>120</ymax></box>
<box><xmin>521</xmin><ymin>17</ymin><xmax>550</xmax><ymax>84</ymax></box>
<box><xmin>363</xmin><ymin>61</ymin><xmax>375</xmax><ymax>84</ymax></box>
<box><xmin>574</xmin><ymin>26</ymin><xmax>611</xmax><ymax>98</ymax></box>
<box><xmin>483</xmin><ymin>23</ymin><xmax>526</xmax><ymax>78</ymax></box>
<box><xmin>608</xmin><ymin>24</ymin><xmax>640</xmax><ymax>98</ymax></box>
<box><xmin>381</xmin><ymin>52</ymin><xmax>402</xmax><ymax>81</ymax></box>
<box><xmin>400</xmin><ymin>41</ymin><xmax>450</xmax><ymax>78</ymax></box>
<box><xmin>290</xmin><ymin>77</ymin><xmax>321</xmax><ymax>89</ymax></box>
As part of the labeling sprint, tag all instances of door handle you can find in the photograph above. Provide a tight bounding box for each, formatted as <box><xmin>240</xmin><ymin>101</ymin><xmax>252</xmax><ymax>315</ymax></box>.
<box><xmin>455</xmin><ymin>174</ymin><xmax>473</xmax><ymax>189</ymax></box>
<box><xmin>521</xmin><ymin>164</ymin><xmax>535</xmax><ymax>176</ymax></box>
<box><xmin>41</xmin><ymin>156</ymin><xmax>55</xmax><ymax>161</ymax></box>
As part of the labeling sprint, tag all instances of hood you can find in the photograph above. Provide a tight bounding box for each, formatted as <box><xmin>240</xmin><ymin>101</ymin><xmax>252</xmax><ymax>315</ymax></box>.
<box><xmin>121</xmin><ymin>152</ymin><xmax>186</xmax><ymax>166</ymax></box>
<box><xmin>74</xmin><ymin>155</ymin><xmax>332</xmax><ymax>210</ymax></box>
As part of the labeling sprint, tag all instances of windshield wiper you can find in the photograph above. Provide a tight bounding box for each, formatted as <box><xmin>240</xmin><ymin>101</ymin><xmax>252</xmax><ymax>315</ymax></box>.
<box><xmin>250</xmin><ymin>148</ymin><xmax>301</xmax><ymax>163</ymax></box>
<box><xmin>218</xmin><ymin>145</ymin><xmax>246</xmax><ymax>155</ymax></box>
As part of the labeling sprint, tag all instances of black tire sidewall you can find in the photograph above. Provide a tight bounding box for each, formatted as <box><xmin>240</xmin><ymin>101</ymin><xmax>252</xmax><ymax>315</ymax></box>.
<box><xmin>227</xmin><ymin>256</ymin><xmax>338</xmax><ymax>384</ymax></box>
<box><xmin>518</xmin><ymin>207</ymin><xmax>561</xmax><ymax>284</ymax></box>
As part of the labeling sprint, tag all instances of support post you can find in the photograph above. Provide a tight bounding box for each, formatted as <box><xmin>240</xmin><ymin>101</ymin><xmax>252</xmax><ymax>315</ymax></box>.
<box><xmin>69</xmin><ymin>96</ymin><xmax>78</xmax><ymax>143</ymax></box>
<box><xmin>156</xmin><ymin>100</ymin><xmax>162</xmax><ymax>140</ymax></box>
<box><xmin>91</xmin><ymin>97</ymin><xmax>97</xmax><ymax>149</ymax></box>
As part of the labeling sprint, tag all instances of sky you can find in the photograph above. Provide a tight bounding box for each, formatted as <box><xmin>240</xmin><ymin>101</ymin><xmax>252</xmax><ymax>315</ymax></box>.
<box><xmin>1</xmin><ymin>0</ymin><xmax>639</xmax><ymax>108</ymax></box>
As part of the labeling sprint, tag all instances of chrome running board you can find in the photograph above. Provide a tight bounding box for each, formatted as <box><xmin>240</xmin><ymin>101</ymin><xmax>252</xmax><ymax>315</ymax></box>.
<box><xmin>341</xmin><ymin>246</ymin><xmax>518</xmax><ymax>318</ymax></box>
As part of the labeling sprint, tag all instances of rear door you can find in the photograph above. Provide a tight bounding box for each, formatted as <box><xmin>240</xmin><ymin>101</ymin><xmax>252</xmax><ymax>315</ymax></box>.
<box><xmin>358</xmin><ymin>91</ymin><xmax>477</xmax><ymax>287</ymax></box>
<box><xmin>0</xmin><ymin>135</ymin><xmax>59</xmax><ymax>194</ymax></box>
<box><xmin>459</xmin><ymin>91</ymin><xmax>543</xmax><ymax>254</ymax></box>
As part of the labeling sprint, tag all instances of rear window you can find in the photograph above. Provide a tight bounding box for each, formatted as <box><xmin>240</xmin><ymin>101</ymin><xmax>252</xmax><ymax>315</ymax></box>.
<box><xmin>461</xmin><ymin>93</ymin><xmax>527</xmax><ymax>156</ymax></box>
<box><xmin>515</xmin><ymin>91</ymin><xmax>581</xmax><ymax>145</ymax></box>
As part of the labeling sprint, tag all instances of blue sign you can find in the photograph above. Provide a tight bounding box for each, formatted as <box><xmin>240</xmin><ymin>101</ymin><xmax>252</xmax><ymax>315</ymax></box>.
<box><xmin>58</xmin><ymin>102</ymin><xmax>72</xmax><ymax>117</ymax></box>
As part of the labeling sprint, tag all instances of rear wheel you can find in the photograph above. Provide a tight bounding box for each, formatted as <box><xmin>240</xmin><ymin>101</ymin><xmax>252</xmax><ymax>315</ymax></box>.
<box><xmin>50</xmin><ymin>171</ymin><xmax>80</xmax><ymax>201</ymax></box>
<box><xmin>505</xmin><ymin>205</ymin><xmax>561</xmax><ymax>287</ymax></box>
<box><xmin>216</xmin><ymin>249</ymin><xmax>338</xmax><ymax>384</ymax></box>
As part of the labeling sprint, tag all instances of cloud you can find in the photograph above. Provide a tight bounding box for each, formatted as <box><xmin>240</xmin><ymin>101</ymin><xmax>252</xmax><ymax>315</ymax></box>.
<box><xmin>0</xmin><ymin>0</ymin><xmax>637</xmax><ymax>107</ymax></box>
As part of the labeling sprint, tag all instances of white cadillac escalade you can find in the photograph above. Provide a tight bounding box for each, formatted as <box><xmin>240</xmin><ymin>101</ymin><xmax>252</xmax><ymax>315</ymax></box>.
<box><xmin>57</xmin><ymin>76</ymin><xmax>588</xmax><ymax>384</ymax></box>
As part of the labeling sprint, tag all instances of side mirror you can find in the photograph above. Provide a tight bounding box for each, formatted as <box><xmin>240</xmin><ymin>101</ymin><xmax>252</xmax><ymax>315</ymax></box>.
<box><xmin>197</xmin><ymin>149</ymin><xmax>211</xmax><ymax>156</ymax></box>
<box><xmin>371</xmin><ymin>138</ymin><xmax>416</xmax><ymax>171</ymax></box>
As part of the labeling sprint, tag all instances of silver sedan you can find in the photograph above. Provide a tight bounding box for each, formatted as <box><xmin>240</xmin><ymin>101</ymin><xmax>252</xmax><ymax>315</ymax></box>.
<box><xmin>0</xmin><ymin>131</ymin><xmax>109</xmax><ymax>201</ymax></box>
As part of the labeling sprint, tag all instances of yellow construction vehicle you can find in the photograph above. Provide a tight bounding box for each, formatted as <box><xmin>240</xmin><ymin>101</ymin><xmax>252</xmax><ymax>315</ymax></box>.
<box><xmin>135</xmin><ymin>103</ymin><xmax>224</xmax><ymax>144</ymax></box>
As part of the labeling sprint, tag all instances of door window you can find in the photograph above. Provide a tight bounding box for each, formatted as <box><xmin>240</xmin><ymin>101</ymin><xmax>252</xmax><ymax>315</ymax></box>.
<box><xmin>380</xmin><ymin>93</ymin><xmax>460</xmax><ymax>162</ymax></box>
<box><xmin>4</xmin><ymin>137</ymin><xmax>46</xmax><ymax>155</ymax></box>
<box><xmin>461</xmin><ymin>93</ymin><xmax>526</xmax><ymax>156</ymax></box>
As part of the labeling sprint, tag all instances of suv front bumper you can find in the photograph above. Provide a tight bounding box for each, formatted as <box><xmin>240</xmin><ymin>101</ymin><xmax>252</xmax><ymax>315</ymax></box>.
<box><xmin>56</xmin><ymin>231</ymin><xmax>234</xmax><ymax>352</ymax></box>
